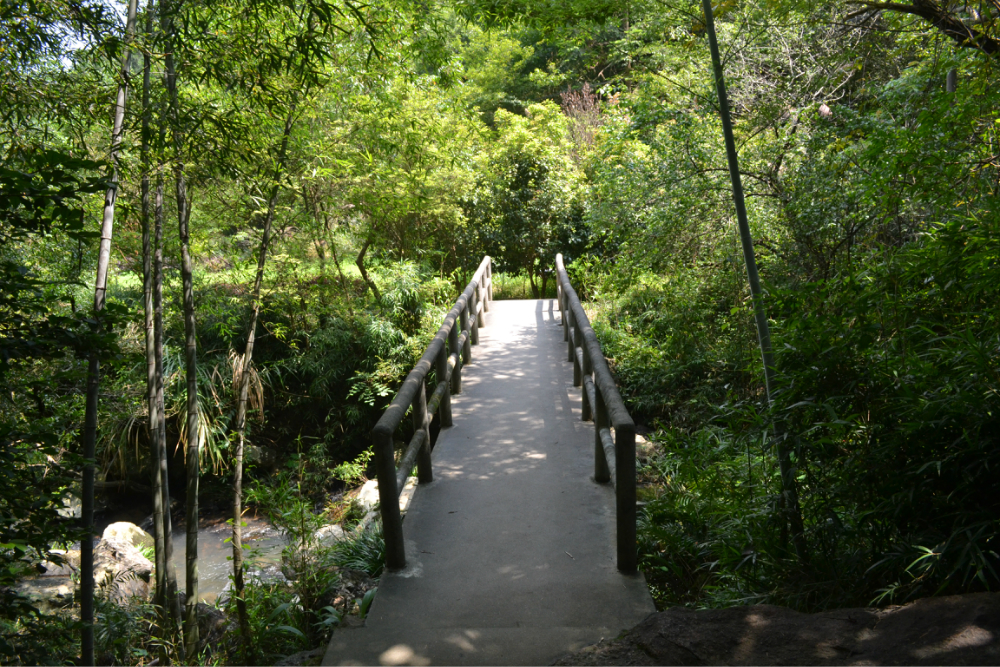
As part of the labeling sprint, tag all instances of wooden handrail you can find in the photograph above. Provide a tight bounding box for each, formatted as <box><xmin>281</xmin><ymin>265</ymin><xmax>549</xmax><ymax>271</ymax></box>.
<box><xmin>555</xmin><ymin>253</ymin><xmax>637</xmax><ymax>573</ymax></box>
<box><xmin>372</xmin><ymin>256</ymin><xmax>493</xmax><ymax>570</ymax></box>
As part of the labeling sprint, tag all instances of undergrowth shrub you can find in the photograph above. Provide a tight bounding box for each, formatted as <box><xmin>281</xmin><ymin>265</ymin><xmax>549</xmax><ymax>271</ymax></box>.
<box><xmin>240</xmin><ymin>449</ymin><xmax>386</xmax><ymax>662</ymax></box>
<box><xmin>770</xmin><ymin>216</ymin><xmax>1000</xmax><ymax>604</ymax></box>
<box><xmin>587</xmin><ymin>263</ymin><xmax>759</xmax><ymax>427</ymax></box>
<box><xmin>593</xmin><ymin>215</ymin><xmax>1000</xmax><ymax>611</ymax></box>
<box><xmin>0</xmin><ymin>593</ymin><xmax>78</xmax><ymax>666</ymax></box>
<box><xmin>328</xmin><ymin>520</ymin><xmax>385</xmax><ymax>579</ymax></box>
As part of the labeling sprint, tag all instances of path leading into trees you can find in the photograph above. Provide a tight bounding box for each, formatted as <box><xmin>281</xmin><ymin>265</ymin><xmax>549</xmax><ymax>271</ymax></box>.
<box><xmin>322</xmin><ymin>299</ymin><xmax>655</xmax><ymax>666</ymax></box>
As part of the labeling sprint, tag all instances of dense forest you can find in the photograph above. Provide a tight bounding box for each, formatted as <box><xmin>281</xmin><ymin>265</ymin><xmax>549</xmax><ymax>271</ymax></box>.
<box><xmin>2</xmin><ymin>0</ymin><xmax>998</xmax><ymax>663</ymax></box>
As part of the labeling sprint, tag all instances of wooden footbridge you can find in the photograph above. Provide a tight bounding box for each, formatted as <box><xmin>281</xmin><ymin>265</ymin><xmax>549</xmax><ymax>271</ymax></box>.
<box><xmin>323</xmin><ymin>256</ymin><xmax>655</xmax><ymax>666</ymax></box>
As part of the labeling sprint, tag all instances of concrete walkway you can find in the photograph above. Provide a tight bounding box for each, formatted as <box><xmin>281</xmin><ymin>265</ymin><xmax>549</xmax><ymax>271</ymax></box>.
<box><xmin>323</xmin><ymin>299</ymin><xmax>655</xmax><ymax>666</ymax></box>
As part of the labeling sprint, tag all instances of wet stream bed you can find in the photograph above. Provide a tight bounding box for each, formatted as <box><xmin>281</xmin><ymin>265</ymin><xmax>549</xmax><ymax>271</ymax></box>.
<box><xmin>168</xmin><ymin>513</ymin><xmax>286</xmax><ymax>604</ymax></box>
<box><xmin>97</xmin><ymin>490</ymin><xmax>287</xmax><ymax>605</ymax></box>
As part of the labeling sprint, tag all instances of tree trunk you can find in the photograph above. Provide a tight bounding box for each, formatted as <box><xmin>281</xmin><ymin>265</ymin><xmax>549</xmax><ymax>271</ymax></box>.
<box><xmin>319</xmin><ymin>201</ymin><xmax>350</xmax><ymax>292</ymax></box>
<box><xmin>155</xmin><ymin>159</ymin><xmax>183</xmax><ymax>650</ymax></box>
<box><xmin>140</xmin><ymin>0</ymin><xmax>166</xmax><ymax>619</ymax></box>
<box><xmin>81</xmin><ymin>0</ymin><xmax>138</xmax><ymax>661</ymax></box>
<box><xmin>159</xmin><ymin>0</ymin><xmax>200</xmax><ymax>655</ymax></box>
<box><xmin>851</xmin><ymin>1</ymin><xmax>1000</xmax><ymax>57</ymax></box>
<box><xmin>701</xmin><ymin>0</ymin><xmax>808</xmax><ymax>565</ymax></box>
<box><xmin>528</xmin><ymin>267</ymin><xmax>539</xmax><ymax>298</ymax></box>
<box><xmin>232</xmin><ymin>106</ymin><xmax>296</xmax><ymax>663</ymax></box>
<box><xmin>356</xmin><ymin>237</ymin><xmax>381</xmax><ymax>300</ymax></box>
<box><xmin>179</xmin><ymin>134</ymin><xmax>200</xmax><ymax>665</ymax></box>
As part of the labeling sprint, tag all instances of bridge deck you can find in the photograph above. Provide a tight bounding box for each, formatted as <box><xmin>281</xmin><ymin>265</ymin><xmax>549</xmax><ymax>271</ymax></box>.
<box><xmin>323</xmin><ymin>299</ymin><xmax>655</xmax><ymax>666</ymax></box>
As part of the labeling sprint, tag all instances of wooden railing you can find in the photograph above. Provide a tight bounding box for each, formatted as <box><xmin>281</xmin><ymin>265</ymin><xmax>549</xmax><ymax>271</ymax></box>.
<box><xmin>555</xmin><ymin>253</ymin><xmax>637</xmax><ymax>573</ymax></box>
<box><xmin>372</xmin><ymin>256</ymin><xmax>493</xmax><ymax>570</ymax></box>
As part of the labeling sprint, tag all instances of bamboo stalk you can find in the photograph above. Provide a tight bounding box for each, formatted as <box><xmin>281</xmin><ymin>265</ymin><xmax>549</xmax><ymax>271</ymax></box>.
<box><xmin>81</xmin><ymin>0</ymin><xmax>139</xmax><ymax>661</ymax></box>
<box><xmin>232</xmin><ymin>106</ymin><xmax>296</xmax><ymax>663</ymax></box>
<box><xmin>700</xmin><ymin>0</ymin><xmax>808</xmax><ymax>565</ymax></box>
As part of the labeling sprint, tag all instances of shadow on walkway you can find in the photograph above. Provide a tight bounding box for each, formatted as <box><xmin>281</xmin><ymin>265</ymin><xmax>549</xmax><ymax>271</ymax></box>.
<box><xmin>324</xmin><ymin>299</ymin><xmax>655</xmax><ymax>666</ymax></box>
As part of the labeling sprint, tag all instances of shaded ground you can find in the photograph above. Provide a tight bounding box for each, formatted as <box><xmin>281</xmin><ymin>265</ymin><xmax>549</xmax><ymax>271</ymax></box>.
<box><xmin>555</xmin><ymin>592</ymin><xmax>1000</xmax><ymax>665</ymax></box>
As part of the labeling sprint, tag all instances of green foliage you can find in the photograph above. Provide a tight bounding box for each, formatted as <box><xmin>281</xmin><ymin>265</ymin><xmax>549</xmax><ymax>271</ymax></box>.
<box><xmin>242</xmin><ymin>460</ymin><xmax>344</xmax><ymax>659</ymax></box>
<box><xmin>330</xmin><ymin>448</ymin><xmax>373</xmax><ymax>486</ymax></box>
<box><xmin>586</xmin><ymin>263</ymin><xmax>756</xmax><ymax>426</ymax></box>
<box><xmin>455</xmin><ymin>0</ymin><xmax>621</xmax><ymax>32</ymax></box>
<box><xmin>248</xmin><ymin>446</ymin><xmax>330</xmax><ymax>547</ymax></box>
<box><xmin>634</xmin><ymin>215</ymin><xmax>1000</xmax><ymax>611</ymax></box>
<box><xmin>0</xmin><ymin>593</ymin><xmax>79</xmax><ymax>666</ymax></box>
<box><xmin>229</xmin><ymin>516</ymin><xmax>384</xmax><ymax>665</ymax></box>
<box><xmin>328</xmin><ymin>520</ymin><xmax>386</xmax><ymax>579</ymax></box>
<box><xmin>359</xmin><ymin>587</ymin><xmax>377</xmax><ymax>619</ymax></box>
<box><xmin>638</xmin><ymin>424</ymin><xmax>786</xmax><ymax>609</ymax></box>
<box><xmin>94</xmin><ymin>596</ymin><xmax>157</xmax><ymax>666</ymax></box>
<box><xmin>238</xmin><ymin>455</ymin><xmax>385</xmax><ymax>663</ymax></box>
<box><xmin>0</xmin><ymin>149</ymin><xmax>119</xmax><ymax>655</ymax></box>
<box><xmin>490</xmin><ymin>271</ymin><xmax>557</xmax><ymax>299</ymax></box>
<box><xmin>585</xmin><ymin>0</ymin><xmax>1000</xmax><ymax>611</ymax></box>
<box><xmin>466</xmin><ymin>102</ymin><xmax>589</xmax><ymax>297</ymax></box>
<box><xmin>769</xmin><ymin>216</ymin><xmax>1000</xmax><ymax>604</ymax></box>
<box><xmin>0</xmin><ymin>150</ymin><xmax>113</xmax><ymax>375</ymax></box>
<box><xmin>228</xmin><ymin>575</ymin><xmax>313</xmax><ymax>664</ymax></box>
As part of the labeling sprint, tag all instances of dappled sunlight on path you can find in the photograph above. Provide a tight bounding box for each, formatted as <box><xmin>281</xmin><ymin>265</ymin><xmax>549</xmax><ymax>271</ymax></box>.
<box><xmin>324</xmin><ymin>299</ymin><xmax>654</xmax><ymax>666</ymax></box>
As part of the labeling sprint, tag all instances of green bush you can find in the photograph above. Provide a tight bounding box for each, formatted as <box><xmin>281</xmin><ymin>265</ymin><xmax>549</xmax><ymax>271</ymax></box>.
<box><xmin>603</xmin><ymin>215</ymin><xmax>1000</xmax><ymax>611</ymax></box>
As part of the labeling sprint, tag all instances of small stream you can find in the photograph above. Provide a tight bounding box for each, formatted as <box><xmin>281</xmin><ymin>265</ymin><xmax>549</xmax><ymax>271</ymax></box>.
<box><xmin>167</xmin><ymin>513</ymin><xmax>287</xmax><ymax>604</ymax></box>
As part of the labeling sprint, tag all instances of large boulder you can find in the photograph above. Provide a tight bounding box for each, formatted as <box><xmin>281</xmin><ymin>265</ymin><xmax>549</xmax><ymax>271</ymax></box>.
<box><xmin>170</xmin><ymin>593</ymin><xmax>233</xmax><ymax>656</ymax></box>
<box><xmin>556</xmin><ymin>592</ymin><xmax>1000</xmax><ymax>666</ymax></box>
<box><xmin>351</xmin><ymin>476</ymin><xmax>418</xmax><ymax>526</ymax></box>
<box><xmin>245</xmin><ymin>443</ymin><xmax>279</xmax><ymax>472</ymax></box>
<box><xmin>194</xmin><ymin>599</ymin><xmax>230</xmax><ymax>655</ymax></box>
<box><xmin>38</xmin><ymin>549</ymin><xmax>80</xmax><ymax>577</ymax></box>
<box><xmin>313</xmin><ymin>523</ymin><xmax>346</xmax><ymax>547</ymax></box>
<box><xmin>93</xmin><ymin>537</ymin><xmax>153</xmax><ymax>603</ymax></box>
<box><xmin>11</xmin><ymin>533</ymin><xmax>154</xmax><ymax>611</ymax></box>
<box><xmin>355</xmin><ymin>480</ymin><xmax>380</xmax><ymax>511</ymax></box>
<box><xmin>103</xmin><ymin>521</ymin><xmax>154</xmax><ymax>552</ymax></box>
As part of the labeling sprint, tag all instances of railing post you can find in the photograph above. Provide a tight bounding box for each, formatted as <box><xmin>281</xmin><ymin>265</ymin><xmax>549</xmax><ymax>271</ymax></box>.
<box><xmin>483</xmin><ymin>262</ymin><xmax>491</xmax><ymax>312</ymax></box>
<box><xmin>414</xmin><ymin>382</ymin><xmax>432</xmax><ymax>484</ymax></box>
<box><xmin>563</xmin><ymin>293</ymin><xmax>570</xmax><ymax>342</ymax></box>
<box><xmin>616</xmin><ymin>423</ymin><xmax>637</xmax><ymax>573</ymax></box>
<box><xmin>558</xmin><ymin>283</ymin><xmax>567</xmax><ymax>341</ymax></box>
<box><xmin>461</xmin><ymin>301</ymin><xmax>472</xmax><ymax>364</ymax></box>
<box><xmin>572</xmin><ymin>319</ymin><xmax>582</xmax><ymax>388</ymax></box>
<box><xmin>436</xmin><ymin>343</ymin><xmax>453</xmax><ymax>427</ymax></box>
<box><xmin>374</xmin><ymin>428</ymin><xmax>405</xmax><ymax>570</ymax></box>
<box><xmin>475</xmin><ymin>280</ymin><xmax>485</xmax><ymax>329</ymax></box>
<box><xmin>594</xmin><ymin>389</ymin><xmax>610</xmax><ymax>483</ymax></box>
<box><xmin>581</xmin><ymin>346</ymin><xmax>593</xmax><ymax>421</ymax></box>
<box><xmin>566</xmin><ymin>308</ymin><xmax>575</xmax><ymax>363</ymax></box>
<box><xmin>470</xmin><ymin>287</ymin><xmax>480</xmax><ymax>346</ymax></box>
<box><xmin>450</xmin><ymin>319</ymin><xmax>462</xmax><ymax>395</ymax></box>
